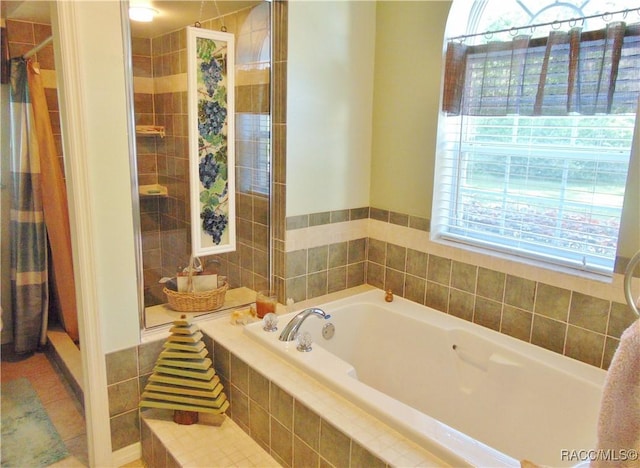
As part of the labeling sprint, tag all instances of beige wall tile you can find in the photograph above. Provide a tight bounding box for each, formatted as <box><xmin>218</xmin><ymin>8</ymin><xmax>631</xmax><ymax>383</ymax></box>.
<box><xmin>270</xmin><ymin>384</ymin><xmax>293</xmax><ymax>431</ymax></box>
<box><xmin>504</xmin><ymin>275</ymin><xmax>536</xmax><ymax>312</ymax></box>
<box><xmin>428</xmin><ymin>255</ymin><xmax>451</xmax><ymax>285</ymax></box>
<box><xmin>531</xmin><ymin>315</ymin><xmax>566</xmax><ymax>355</ymax></box>
<box><xmin>452</xmin><ymin>261</ymin><xmax>477</xmax><ymax>293</ymax></box>
<box><xmin>569</xmin><ymin>292</ymin><xmax>610</xmax><ymax>334</ymax></box>
<box><xmin>565</xmin><ymin>325</ymin><xmax>605</xmax><ymax>367</ymax></box>
<box><xmin>501</xmin><ymin>305</ymin><xmax>532</xmax><ymax>342</ymax></box>
<box><xmin>319</xmin><ymin>420</ymin><xmax>350</xmax><ymax>467</ymax></box>
<box><xmin>294</xmin><ymin>401</ymin><xmax>320</xmax><ymax>451</ymax></box>
<box><xmin>534</xmin><ymin>283</ymin><xmax>571</xmax><ymax>321</ymax></box>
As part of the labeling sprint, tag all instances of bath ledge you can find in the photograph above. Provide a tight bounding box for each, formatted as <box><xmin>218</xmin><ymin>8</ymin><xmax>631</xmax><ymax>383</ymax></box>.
<box><xmin>140</xmin><ymin>287</ymin><xmax>258</xmax><ymax>343</ymax></box>
<box><xmin>285</xmin><ymin>283</ymin><xmax>376</xmax><ymax>313</ymax></box>
<box><xmin>140</xmin><ymin>286</ymin><xmax>373</xmax><ymax>344</ymax></box>
<box><xmin>141</xmin><ymin>409</ymin><xmax>279</xmax><ymax>466</ymax></box>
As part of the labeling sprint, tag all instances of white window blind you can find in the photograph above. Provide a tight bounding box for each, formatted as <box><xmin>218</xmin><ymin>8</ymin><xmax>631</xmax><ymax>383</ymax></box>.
<box><xmin>435</xmin><ymin>21</ymin><xmax>640</xmax><ymax>275</ymax></box>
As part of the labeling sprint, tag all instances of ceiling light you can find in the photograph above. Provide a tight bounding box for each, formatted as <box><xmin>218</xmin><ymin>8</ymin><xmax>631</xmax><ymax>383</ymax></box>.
<box><xmin>129</xmin><ymin>5</ymin><xmax>158</xmax><ymax>22</ymax></box>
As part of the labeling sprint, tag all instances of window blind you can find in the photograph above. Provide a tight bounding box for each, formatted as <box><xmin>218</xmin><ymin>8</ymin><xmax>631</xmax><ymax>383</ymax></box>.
<box><xmin>434</xmin><ymin>113</ymin><xmax>635</xmax><ymax>273</ymax></box>
<box><xmin>436</xmin><ymin>22</ymin><xmax>639</xmax><ymax>274</ymax></box>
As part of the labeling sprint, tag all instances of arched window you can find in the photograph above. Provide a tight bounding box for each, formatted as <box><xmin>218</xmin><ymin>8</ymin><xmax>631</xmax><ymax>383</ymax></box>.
<box><xmin>433</xmin><ymin>0</ymin><xmax>640</xmax><ymax>275</ymax></box>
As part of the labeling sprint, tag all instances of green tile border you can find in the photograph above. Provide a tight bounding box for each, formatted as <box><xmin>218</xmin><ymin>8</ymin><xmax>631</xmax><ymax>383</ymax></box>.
<box><xmin>285</xmin><ymin>206</ymin><xmax>429</xmax><ymax>232</ymax></box>
<box><xmin>280</xmin><ymin>205</ymin><xmax>635</xmax><ymax>369</ymax></box>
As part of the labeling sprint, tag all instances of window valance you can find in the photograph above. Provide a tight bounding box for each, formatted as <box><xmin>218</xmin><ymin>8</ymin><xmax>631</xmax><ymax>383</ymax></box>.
<box><xmin>443</xmin><ymin>22</ymin><xmax>640</xmax><ymax>116</ymax></box>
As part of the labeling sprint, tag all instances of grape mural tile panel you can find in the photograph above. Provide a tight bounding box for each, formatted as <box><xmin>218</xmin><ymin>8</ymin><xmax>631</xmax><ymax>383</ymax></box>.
<box><xmin>187</xmin><ymin>27</ymin><xmax>236</xmax><ymax>256</ymax></box>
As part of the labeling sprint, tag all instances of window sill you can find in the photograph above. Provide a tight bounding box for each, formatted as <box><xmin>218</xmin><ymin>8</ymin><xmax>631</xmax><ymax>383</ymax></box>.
<box><xmin>430</xmin><ymin>234</ymin><xmax>616</xmax><ymax>285</ymax></box>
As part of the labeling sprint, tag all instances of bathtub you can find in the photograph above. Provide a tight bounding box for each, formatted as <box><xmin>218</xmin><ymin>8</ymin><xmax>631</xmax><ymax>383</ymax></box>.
<box><xmin>244</xmin><ymin>288</ymin><xmax>606</xmax><ymax>467</ymax></box>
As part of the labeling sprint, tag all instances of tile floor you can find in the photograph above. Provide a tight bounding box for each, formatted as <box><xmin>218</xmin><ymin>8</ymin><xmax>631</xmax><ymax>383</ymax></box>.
<box><xmin>1</xmin><ymin>343</ymin><xmax>88</xmax><ymax>467</ymax></box>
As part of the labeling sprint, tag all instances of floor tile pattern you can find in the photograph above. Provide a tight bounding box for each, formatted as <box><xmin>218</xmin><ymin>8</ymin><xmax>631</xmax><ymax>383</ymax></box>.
<box><xmin>1</xmin><ymin>344</ymin><xmax>88</xmax><ymax>467</ymax></box>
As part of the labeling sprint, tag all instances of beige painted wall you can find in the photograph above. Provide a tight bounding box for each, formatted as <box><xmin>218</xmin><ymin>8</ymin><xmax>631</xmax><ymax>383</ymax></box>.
<box><xmin>288</xmin><ymin>0</ymin><xmax>637</xmax><ymax>262</ymax></box>
<box><xmin>370</xmin><ymin>0</ymin><xmax>451</xmax><ymax>218</ymax></box>
<box><xmin>285</xmin><ymin>0</ymin><xmax>452</xmax><ymax>220</ymax></box>
<box><xmin>286</xmin><ymin>0</ymin><xmax>376</xmax><ymax>217</ymax></box>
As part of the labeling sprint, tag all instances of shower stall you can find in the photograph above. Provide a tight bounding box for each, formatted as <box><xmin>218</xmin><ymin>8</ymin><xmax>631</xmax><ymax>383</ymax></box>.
<box><xmin>2</xmin><ymin>2</ymin><xmax>84</xmax><ymax>412</ymax></box>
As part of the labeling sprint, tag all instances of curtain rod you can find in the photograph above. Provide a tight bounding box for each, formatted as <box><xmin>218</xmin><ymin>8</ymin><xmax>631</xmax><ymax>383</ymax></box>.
<box><xmin>23</xmin><ymin>35</ymin><xmax>53</xmax><ymax>59</ymax></box>
<box><xmin>449</xmin><ymin>7</ymin><xmax>640</xmax><ymax>42</ymax></box>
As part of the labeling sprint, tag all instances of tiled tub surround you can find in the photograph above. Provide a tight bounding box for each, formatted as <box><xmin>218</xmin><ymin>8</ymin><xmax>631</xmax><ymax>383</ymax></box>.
<box><xmin>106</xmin><ymin>295</ymin><xmax>442</xmax><ymax>466</ymax></box>
<box><xmin>204</xmin><ymin>295</ymin><xmax>445</xmax><ymax>468</ymax></box>
<box><xmin>283</xmin><ymin>207</ymin><xmax>638</xmax><ymax>371</ymax></box>
<box><xmin>106</xmin><ymin>339</ymin><xmax>163</xmax><ymax>453</ymax></box>
<box><xmin>104</xmin><ymin>206</ymin><xmax>636</xmax><ymax>457</ymax></box>
<box><xmin>244</xmin><ymin>288</ymin><xmax>606</xmax><ymax>466</ymax></box>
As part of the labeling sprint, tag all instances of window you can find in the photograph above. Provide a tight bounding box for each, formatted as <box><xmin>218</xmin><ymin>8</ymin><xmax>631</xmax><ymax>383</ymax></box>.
<box><xmin>433</xmin><ymin>1</ymin><xmax>640</xmax><ymax>275</ymax></box>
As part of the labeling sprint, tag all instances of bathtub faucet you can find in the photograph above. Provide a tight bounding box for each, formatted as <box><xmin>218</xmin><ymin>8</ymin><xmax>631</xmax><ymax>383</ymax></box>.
<box><xmin>278</xmin><ymin>308</ymin><xmax>330</xmax><ymax>342</ymax></box>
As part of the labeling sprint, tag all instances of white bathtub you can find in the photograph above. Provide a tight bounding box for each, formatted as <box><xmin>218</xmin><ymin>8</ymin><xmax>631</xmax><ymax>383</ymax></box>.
<box><xmin>244</xmin><ymin>288</ymin><xmax>606</xmax><ymax>467</ymax></box>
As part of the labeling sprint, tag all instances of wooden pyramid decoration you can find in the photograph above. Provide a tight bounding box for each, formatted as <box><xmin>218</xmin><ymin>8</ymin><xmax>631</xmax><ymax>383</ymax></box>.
<box><xmin>140</xmin><ymin>315</ymin><xmax>229</xmax><ymax>425</ymax></box>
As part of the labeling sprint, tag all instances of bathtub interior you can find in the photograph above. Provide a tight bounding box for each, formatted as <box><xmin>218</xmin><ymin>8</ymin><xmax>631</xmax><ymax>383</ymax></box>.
<box><xmin>245</xmin><ymin>289</ymin><xmax>606</xmax><ymax>467</ymax></box>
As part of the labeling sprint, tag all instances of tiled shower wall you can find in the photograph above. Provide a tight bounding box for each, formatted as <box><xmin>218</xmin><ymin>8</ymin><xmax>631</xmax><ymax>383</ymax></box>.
<box><xmin>131</xmin><ymin>34</ymin><xmax>164</xmax><ymax>307</ymax></box>
<box><xmin>6</xmin><ymin>20</ymin><xmax>64</xmax><ymax>175</ymax></box>
<box><xmin>131</xmin><ymin>3</ymin><xmax>271</xmax><ymax>308</ymax></box>
<box><xmin>271</xmin><ymin>0</ymin><xmax>288</xmax><ymax>305</ymax></box>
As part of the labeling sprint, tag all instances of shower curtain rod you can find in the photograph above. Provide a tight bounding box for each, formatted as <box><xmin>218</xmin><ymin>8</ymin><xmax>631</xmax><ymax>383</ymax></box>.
<box><xmin>448</xmin><ymin>6</ymin><xmax>640</xmax><ymax>42</ymax></box>
<box><xmin>23</xmin><ymin>35</ymin><xmax>53</xmax><ymax>59</ymax></box>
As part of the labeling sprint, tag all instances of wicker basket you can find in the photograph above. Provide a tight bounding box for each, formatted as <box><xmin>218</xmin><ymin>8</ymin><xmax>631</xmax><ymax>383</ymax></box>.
<box><xmin>163</xmin><ymin>282</ymin><xmax>228</xmax><ymax>312</ymax></box>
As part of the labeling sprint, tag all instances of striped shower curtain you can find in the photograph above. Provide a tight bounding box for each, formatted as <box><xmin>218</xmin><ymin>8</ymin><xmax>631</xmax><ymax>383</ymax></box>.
<box><xmin>9</xmin><ymin>58</ymin><xmax>49</xmax><ymax>353</ymax></box>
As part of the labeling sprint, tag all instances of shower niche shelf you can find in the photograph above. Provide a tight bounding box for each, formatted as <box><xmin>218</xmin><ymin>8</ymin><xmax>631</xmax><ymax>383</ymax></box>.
<box><xmin>139</xmin><ymin>184</ymin><xmax>168</xmax><ymax>198</ymax></box>
<box><xmin>135</xmin><ymin>125</ymin><xmax>165</xmax><ymax>138</ymax></box>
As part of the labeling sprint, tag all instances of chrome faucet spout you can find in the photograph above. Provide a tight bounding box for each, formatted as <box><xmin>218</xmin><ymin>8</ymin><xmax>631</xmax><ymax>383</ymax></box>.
<box><xmin>278</xmin><ymin>307</ymin><xmax>329</xmax><ymax>341</ymax></box>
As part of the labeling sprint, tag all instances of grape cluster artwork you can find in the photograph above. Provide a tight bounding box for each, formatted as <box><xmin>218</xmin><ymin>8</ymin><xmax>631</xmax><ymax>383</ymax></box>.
<box><xmin>188</xmin><ymin>27</ymin><xmax>236</xmax><ymax>256</ymax></box>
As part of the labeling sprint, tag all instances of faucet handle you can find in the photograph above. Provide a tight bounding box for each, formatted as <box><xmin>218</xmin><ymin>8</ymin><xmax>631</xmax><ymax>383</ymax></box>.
<box><xmin>262</xmin><ymin>313</ymin><xmax>278</xmax><ymax>332</ymax></box>
<box><xmin>296</xmin><ymin>331</ymin><xmax>313</xmax><ymax>352</ymax></box>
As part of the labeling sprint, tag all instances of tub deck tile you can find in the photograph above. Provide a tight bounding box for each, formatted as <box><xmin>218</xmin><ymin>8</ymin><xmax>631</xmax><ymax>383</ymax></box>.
<box><xmin>142</xmin><ymin>411</ymin><xmax>280</xmax><ymax>467</ymax></box>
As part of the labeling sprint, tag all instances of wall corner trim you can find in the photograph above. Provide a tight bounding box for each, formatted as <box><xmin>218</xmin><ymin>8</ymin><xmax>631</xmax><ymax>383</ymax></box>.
<box><xmin>112</xmin><ymin>442</ymin><xmax>142</xmax><ymax>467</ymax></box>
